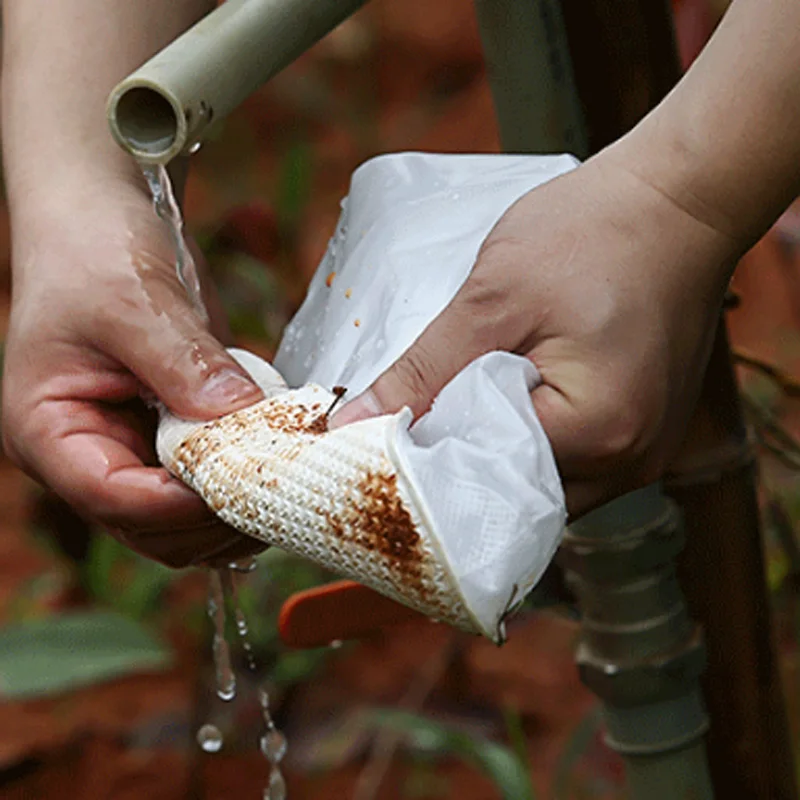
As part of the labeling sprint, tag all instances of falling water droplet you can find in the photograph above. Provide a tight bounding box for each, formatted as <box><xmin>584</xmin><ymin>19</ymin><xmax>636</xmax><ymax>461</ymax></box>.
<box><xmin>197</xmin><ymin>724</ymin><xmax>223</xmax><ymax>753</ymax></box>
<box><xmin>329</xmin><ymin>639</ymin><xmax>343</xmax><ymax>649</ymax></box>
<box><xmin>230</xmin><ymin>556</ymin><xmax>258</xmax><ymax>573</ymax></box>
<box><xmin>139</xmin><ymin>162</ymin><xmax>207</xmax><ymax>320</ymax></box>
<box><xmin>140</xmin><ymin>155</ymin><xmax>290</xmax><ymax>799</ymax></box>
<box><xmin>265</xmin><ymin>768</ymin><xmax>288</xmax><ymax>800</ymax></box>
<box><xmin>208</xmin><ymin>570</ymin><xmax>236</xmax><ymax>702</ymax></box>
<box><xmin>235</xmin><ymin>608</ymin><xmax>249</xmax><ymax>637</ymax></box>
<box><xmin>260</xmin><ymin>728</ymin><xmax>288</xmax><ymax>763</ymax></box>
<box><xmin>188</xmin><ymin>140</ymin><xmax>202</xmax><ymax>154</ymax></box>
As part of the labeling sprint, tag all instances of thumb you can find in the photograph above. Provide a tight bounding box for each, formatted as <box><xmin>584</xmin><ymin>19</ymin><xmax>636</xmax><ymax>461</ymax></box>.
<box><xmin>330</xmin><ymin>298</ymin><xmax>498</xmax><ymax>428</ymax></box>
<box><xmin>101</xmin><ymin>292</ymin><xmax>263</xmax><ymax>421</ymax></box>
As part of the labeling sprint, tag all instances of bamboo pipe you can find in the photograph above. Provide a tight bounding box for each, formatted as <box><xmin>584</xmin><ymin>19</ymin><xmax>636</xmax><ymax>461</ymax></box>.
<box><xmin>476</xmin><ymin>3</ymin><xmax>714</xmax><ymax>795</ymax></box>
<box><xmin>556</xmin><ymin>1</ymin><xmax>798</xmax><ymax>795</ymax></box>
<box><xmin>472</xmin><ymin>0</ymin><xmax>587</xmax><ymax>156</ymax></box>
<box><xmin>667</xmin><ymin>328</ymin><xmax>798</xmax><ymax>799</ymax></box>
<box><xmin>559</xmin><ymin>486</ymin><xmax>714</xmax><ymax>800</ymax></box>
<box><xmin>106</xmin><ymin>0</ymin><xmax>370</xmax><ymax>164</ymax></box>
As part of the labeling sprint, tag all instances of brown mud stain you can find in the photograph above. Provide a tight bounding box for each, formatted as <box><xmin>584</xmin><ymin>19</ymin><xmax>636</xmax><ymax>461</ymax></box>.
<box><xmin>175</xmin><ymin>398</ymin><xmax>330</xmax><ymax>474</ymax></box>
<box><xmin>323</xmin><ymin>471</ymin><xmax>427</xmax><ymax>593</ymax></box>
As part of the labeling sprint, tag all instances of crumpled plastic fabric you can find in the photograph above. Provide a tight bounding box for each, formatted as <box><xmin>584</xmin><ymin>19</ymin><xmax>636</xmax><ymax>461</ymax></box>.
<box><xmin>160</xmin><ymin>151</ymin><xmax>577</xmax><ymax>641</ymax></box>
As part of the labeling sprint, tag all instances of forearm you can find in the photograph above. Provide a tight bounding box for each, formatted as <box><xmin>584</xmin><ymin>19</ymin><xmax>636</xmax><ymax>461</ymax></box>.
<box><xmin>614</xmin><ymin>0</ymin><xmax>800</xmax><ymax>252</ymax></box>
<box><xmin>1</xmin><ymin>0</ymin><xmax>213</xmax><ymax>215</ymax></box>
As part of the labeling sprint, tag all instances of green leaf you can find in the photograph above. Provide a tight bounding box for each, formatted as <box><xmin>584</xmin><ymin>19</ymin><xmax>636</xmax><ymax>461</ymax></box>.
<box><xmin>82</xmin><ymin>534</ymin><xmax>174</xmax><ymax>620</ymax></box>
<box><xmin>502</xmin><ymin>706</ymin><xmax>531</xmax><ymax>778</ymax></box>
<box><xmin>275</xmin><ymin>140</ymin><xmax>313</xmax><ymax>230</ymax></box>
<box><xmin>553</xmin><ymin>706</ymin><xmax>603</xmax><ymax>799</ymax></box>
<box><xmin>373</xmin><ymin>710</ymin><xmax>535</xmax><ymax>800</ymax></box>
<box><xmin>0</xmin><ymin>611</ymin><xmax>172</xmax><ymax>699</ymax></box>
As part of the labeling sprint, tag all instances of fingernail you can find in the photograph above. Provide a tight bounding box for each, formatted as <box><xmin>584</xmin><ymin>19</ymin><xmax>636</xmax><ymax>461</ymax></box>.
<box><xmin>198</xmin><ymin>369</ymin><xmax>261</xmax><ymax>410</ymax></box>
<box><xmin>329</xmin><ymin>389</ymin><xmax>384</xmax><ymax>429</ymax></box>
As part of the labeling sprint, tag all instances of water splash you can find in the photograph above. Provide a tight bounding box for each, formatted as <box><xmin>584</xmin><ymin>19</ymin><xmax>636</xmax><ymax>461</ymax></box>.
<box><xmin>208</xmin><ymin>569</ymin><xmax>237</xmax><ymax>703</ymax></box>
<box><xmin>140</xmin><ymin>163</ymin><xmax>207</xmax><ymax>320</ymax></box>
<box><xmin>266</xmin><ymin>768</ymin><xmax>288</xmax><ymax>800</ymax></box>
<box><xmin>228</xmin><ymin>577</ymin><xmax>289</xmax><ymax>798</ymax></box>
<box><xmin>142</xmin><ymin>162</ymin><xmax>289</xmax><ymax>797</ymax></box>
<box><xmin>259</xmin><ymin>692</ymin><xmax>288</xmax><ymax>799</ymax></box>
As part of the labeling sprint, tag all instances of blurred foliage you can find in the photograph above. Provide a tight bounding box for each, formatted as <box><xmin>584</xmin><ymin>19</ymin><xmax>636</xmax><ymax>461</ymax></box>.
<box><xmin>372</xmin><ymin>705</ymin><xmax>608</xmax><ymax>800</ymax></box>
<box><xmin>372</xmin><ymin>709</ymin><xmax>536</xmax><ymax>800</ymax></box>
<box><xmin>0</xmin><ymin>611</ymin><xmax>170</xmax><ymax>699</ymax></box>
<box><xmin>83</xmin><ymin>534</ymin><xmax>175</xmax><ymax>623</ymax></box>
<box><xmin>78</xmin><ymin>533</ymin><xmax>333</xmax><ymax>689</ymax></box>
<box><xmin>275</xmin><ymin>139</ymin><xmax>314</xmax><ymax>233</ymax></box>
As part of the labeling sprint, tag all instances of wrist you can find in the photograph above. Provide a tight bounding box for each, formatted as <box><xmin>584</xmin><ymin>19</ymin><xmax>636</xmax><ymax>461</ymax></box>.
<box><xmin>6</xmin><ymin>148</ymin><xmax>145</xmax><ymax>219</ymax></box>
<box><xmin>607</xmin><ymin>124</ymin><xmax>739</xmax><ymax>240</ymax></box>
<box><xmin>601</xmin><ymin>0</ymin><xmax>800</xmax><ymax>257</ymax></box>
<box><xmin>586</xmin><ymin>137</ymin><xmax>742</xmax><ymax>300</ymax></box>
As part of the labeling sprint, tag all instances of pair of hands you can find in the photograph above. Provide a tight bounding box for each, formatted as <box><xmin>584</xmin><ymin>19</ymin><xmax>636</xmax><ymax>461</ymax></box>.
<box><xmin>1</xmin><ymin>148</ymin><xmax>739</xmax><ymax>569</ymax></box>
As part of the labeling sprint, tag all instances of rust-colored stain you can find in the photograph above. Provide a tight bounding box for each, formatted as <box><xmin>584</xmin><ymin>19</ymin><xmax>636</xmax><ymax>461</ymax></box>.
<box><xmin>172</xmin><ymin>425</ymin><xmax>225</xmax><ymax>467</ymax></box>
<box><xmin>173</xmin><ymin>397</ymin><xmax>330</xmax><ymax>485</ymax></box>
<box><xmin>305</xmin><ymin>415</ymin><xmax>329</xmax><ymax>434</ymax></box>
<box><xmin>257</xmin><ymin>402</ymin><xmax>328</xmax><ymax>436</ymax></box>
<box><xmin>324</xmin><ymin>471</ymin><xmax>424</xmax><ymax>587</ymax></box>
<box><xmin>354</xmin><ymin>318</ymin><xmax>361</xmax><ymax>328</ymax></box>
<box><xmin>345</xmin><ymin>288</ymin><xmax>352</xmax><ymax>299</ymax></box>
<box><xmin>169</xmin><ymin>399</ymin><xmax>464</xmax><ymax>626</ymax></box>
<box><xmin>325</xmin><ymin>271</ymin><xmax>336</xmax><ymax>287</ymax></box>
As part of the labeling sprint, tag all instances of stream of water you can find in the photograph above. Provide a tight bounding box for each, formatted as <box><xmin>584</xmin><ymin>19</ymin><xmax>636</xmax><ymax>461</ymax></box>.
<box><xmin>142</xmin><ymin>163</ymin><xmax>287</xmax><ymax>799</ymax></box>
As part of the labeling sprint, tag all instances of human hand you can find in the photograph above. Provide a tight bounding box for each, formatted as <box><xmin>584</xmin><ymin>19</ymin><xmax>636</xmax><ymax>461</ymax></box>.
<box><xmin>331</xmin><ymin>148</ymin><xmax>743</xmax><ymax>516</ymax></box>
<box><xmin>2</xmin><ymin>177</ymin><xmax>265</xmax><ymax>567</ymax></box>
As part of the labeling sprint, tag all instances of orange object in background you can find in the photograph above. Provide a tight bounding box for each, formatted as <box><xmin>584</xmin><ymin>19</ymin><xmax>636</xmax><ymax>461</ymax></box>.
<box><xmin>279</xmin><ymin>580</ymin><xmax>430</xmax><ymax>648</ymax></box>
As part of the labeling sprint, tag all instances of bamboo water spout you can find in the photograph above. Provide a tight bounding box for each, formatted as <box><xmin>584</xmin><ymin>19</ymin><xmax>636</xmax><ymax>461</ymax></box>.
<box><xmin>106</xmin><ymin>0</ymin><xmax>370</xmax><ymax>164</ymax></box>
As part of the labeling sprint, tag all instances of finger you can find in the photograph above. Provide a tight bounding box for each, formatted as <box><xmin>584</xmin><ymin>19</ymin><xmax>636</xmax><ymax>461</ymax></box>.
<box><xmin>113</xmin><ymin>520</ymin><xmax>263</xmax><ymax>569</ymax></box>
<box><xmin>93</xmin><ymin>261</ymin><xmax>262</xmax><ymax>421</ymax></box>
<box><xmin>24</xmin><ymin>398</ymin><xmax>264</xmax><ymax>566</ymax></box>
<box><xmin>199</xmin><ymin>536</ymin><xmax>267</xmax><ymax>569</ymax></box>
<box><xmin>49</xmin><ymin>430</ymin><xmax>259</xmax><ymax>568</ymax></box>
<box><xmin>331</xmin><ymin>273</ymin><xmax>518</xmax><ymax>427</ymax></box>
<box><xmin>531</xmin><ymin>378</ymin><xmax>649</xmax><ymax>516</ymax></box>
<box><xmin>53</xmin><ymin>432</ymin><xmax>212</xmax><ymax>528</ymax></box>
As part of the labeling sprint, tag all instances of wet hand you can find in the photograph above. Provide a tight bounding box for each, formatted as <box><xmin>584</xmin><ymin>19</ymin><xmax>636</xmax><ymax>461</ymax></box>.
<box><xmin>2</xmin><ymin>180</ymin><xmax>265</xmax><ymax>567</ymax></box>
<box><xmin>331</xmin><ymin>149</ymin><xmax>743</xmax><ymax>516</ymax></box>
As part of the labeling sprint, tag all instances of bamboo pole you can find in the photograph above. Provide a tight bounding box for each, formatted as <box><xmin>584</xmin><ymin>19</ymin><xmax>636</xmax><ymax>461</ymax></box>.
<box><xmin>559</xmin><ymin>487</ymin><xmax>714</xmax><ymax>799</ymax></box>
<box><xmin>472</xmin><ymin>0</ymin><xmax>587</xmax><ymax>156</ymax></box>
<box><xmin>667</xmin><ymin>328</ymin><xmax>798</xmax><ymax>798</ymax></box>
<box><xmin>475</xmin><ymin>2</ymin><xmax>716</xmax><ymax>795</ymax></box>
<box><xmin>107</xmin><ymin>0</ymin><xmax>370</xmax><ymax>164</ymax></box>
<box><xmin>558</xmin><ymin>1</ymin><xmax>798</xmax><ymax>796</ymax></box>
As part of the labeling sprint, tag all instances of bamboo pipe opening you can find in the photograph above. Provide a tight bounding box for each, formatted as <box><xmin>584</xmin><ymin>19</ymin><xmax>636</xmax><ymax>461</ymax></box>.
<box><xmin>108</xmin><ymin>84</ymin><xmax>184</xmax><ymax>164</ymax></box>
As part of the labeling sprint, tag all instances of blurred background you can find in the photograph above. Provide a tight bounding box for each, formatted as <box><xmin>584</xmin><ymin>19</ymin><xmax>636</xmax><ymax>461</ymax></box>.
<box><xmin>1</xmin><ymin>0</ymin><xmax>799</xmax><ymax>797</ymax></box>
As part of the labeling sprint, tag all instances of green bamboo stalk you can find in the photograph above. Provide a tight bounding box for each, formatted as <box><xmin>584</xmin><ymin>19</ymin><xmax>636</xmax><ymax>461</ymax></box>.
<box><xmin>472</xmin><ymin>0</ymin><xmax>587</xmax><ymax>156</ymax></box>
<box><xmin>560</xmin><ymin>487</ymin><xmax>713</xmax><ymax>800</ymax></box>
<box><xmin>473</xmin><ymin>2</ymin><xmax>715</xmax><ymax>796</ymax></box>
<box><xmin>107</xmin><ymin>0</ymin><xmax>370</xmax><ymax>164</ymax></box>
